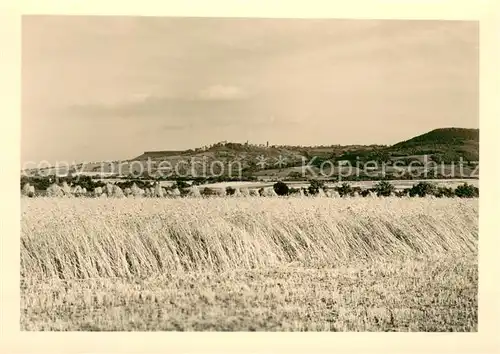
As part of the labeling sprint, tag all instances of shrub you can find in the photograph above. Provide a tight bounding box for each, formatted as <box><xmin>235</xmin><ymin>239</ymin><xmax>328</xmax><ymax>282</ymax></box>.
<box><xmin>308</xmin><ymin>179</ymin><xmax>325</xmax><ymax>195</ymax></box>
<box><xmin>359</xmin><ymin>189</ymin><xmax>370</xmax><ymax>198</ymax></box>
<box><xmin>374</xmin><ymin>180</ymin><xmax>395</xmax><ymax>197</ymax></box>
<box><xmin>20</xmin><ymin>176</ymin><xmax>30</xmax><ymax>190</ymax></box>
<box><xmin>336</xmin><ymin>183</ymin><xmax>353</xmax><ymax>197</ymax></box>
<box><xmin>201</xmin><ymin>187</ymin><xmax>216</xmax><ymax>197</ymax></box>
<box><xmin>273</xmin><ymin>181</ymin><xmax>290</xmax><ymax>196</ymax></box>
<box><xmin>454</xmin><ymin>183</ymin><xmax>479</xmax><ymax>198</ymax></box>
<box><xmin>434</xmin><ymin>186</ymin><xmax>455</xmax><ymax>198</ymax></box>
<box><xmin>308</xmin><ymin>186</ymin><xmax>317</xmax><ymax>195</ymax></box>
<box><xmin>408</xmin><ymin>182</ymin><xmax>437</xmax><ymax>197</ymax></box>
<box><xmin>226</xmin><ymin>186</ymin><xmax>236</xmax><ymax>196</ymax></box>
<box><xmin>173</xmin><ymin>180</ymin><xmax>190</xmax><ymax>189</ymax></box>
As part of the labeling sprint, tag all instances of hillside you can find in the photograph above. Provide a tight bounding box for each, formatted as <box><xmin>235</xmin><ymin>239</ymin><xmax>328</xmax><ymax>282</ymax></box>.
<box><xmin>387</xmin><ymin>128</ymin><xmax>479</xmax><ymax>163</ymax></box>
<box><xmin>24</xmin><ymin>128</ymin><xmax>479</xmax><ymax>180</ymax></box>
<box><xmin>393</xmin><ymin>128</ymin><xmax>479</xmax><ymax>147</ymax></box>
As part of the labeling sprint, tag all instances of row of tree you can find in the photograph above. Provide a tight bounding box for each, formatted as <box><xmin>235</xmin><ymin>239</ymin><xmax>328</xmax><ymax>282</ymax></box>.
<box><xmin>20</xmin><ymin>176</ymin><xmax>479</xmax><ymax>199</ymax></box>
<box><xmin>271</xmin><ymin>180</ymin><xmax>479</xmax><ymax>198</ymax></box>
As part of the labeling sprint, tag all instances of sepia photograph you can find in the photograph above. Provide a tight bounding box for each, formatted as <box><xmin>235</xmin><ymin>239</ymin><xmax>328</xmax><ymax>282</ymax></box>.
<box><xmin>20</xmin><ymin>15</ymin><xmax>480</xmax><ymax>332</ymax></box>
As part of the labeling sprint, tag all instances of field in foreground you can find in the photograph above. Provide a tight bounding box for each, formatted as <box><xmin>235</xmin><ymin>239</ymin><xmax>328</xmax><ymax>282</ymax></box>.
<box><xmin>21</xmin><ymin>197</ymin><xmax>478</xmax><ymax>331</ymax></box>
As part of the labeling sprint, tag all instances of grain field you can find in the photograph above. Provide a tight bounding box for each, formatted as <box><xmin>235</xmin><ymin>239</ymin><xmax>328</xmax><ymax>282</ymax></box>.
<box><xmin>21</xmin><ymin>197</ymin><xmax>478</xmax><ymax>331</ymax></box>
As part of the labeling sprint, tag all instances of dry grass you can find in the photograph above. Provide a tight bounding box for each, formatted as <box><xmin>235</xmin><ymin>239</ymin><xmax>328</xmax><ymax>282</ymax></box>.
<box><xmin>21</xmin><ymin>197</ymin><xmax>478</xmax><ymax>331</ymax></box>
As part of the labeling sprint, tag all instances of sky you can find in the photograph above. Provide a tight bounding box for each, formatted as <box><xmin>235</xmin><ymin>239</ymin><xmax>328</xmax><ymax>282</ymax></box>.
<box><xmin>22</xmin><ymin>16</ymin><xmax>479</xmax><ymax>165</ymax></box>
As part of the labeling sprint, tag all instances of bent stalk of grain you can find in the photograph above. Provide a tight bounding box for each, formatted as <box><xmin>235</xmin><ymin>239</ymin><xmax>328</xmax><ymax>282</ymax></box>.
<box><xmin>20</xmin><ymin>197</ymin><xmax>478</xmax><ymax>331</ymax></box>
<box><xmin>21</xmin><ymin>197</ymin><xmax>478</xmax><ymax>280</ymax></box>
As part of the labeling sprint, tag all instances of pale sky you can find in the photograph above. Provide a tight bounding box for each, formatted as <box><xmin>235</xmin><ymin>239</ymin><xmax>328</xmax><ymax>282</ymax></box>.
<box><xmin>22</xmin><ymin>16</ymin><xmax>479</xmax><ymax>164</ymax></box>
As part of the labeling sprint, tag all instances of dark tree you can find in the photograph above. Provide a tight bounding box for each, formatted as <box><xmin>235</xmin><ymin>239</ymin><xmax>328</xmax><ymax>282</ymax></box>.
<box><xmin>308</xmin><ymin>179</ymin><xmax>325</xmax><ymax>195</ymax></box>
<box><xmin>454</xmin><ymin>183</ymin><xmax>479</xmax><ymax>198</ymax></box>
<box><xmin>408</xmin><ymin>182</ymin><xmax>437</xmax><ymax>197</ymax></box>
<box><xmin>201</xmin><ymin>187</ymin><xmax>216</xmax><ymax>197</ymax></box>
<box><xmin>360</xmin><ymin>189</ymin><xmax>371</xmax><ymax>197</ymax></box>
<box><xmin>174</xmin><ymin>180</ymin><xmax>189</xmax><ymax>189</ymax></box>
<box><xmin>374</xmin><ymin>180</ymin><xmax>395</xmax><ymax>197</ymax></box>
<box><xmin>273</xmin><ymin>181</ymin><xmax>290</xmax><ymax>196</ymax></box>
<box><xmin>434</xmin><ymin>186</ymin><xmax>455</xmax><ymax>198</ymax></box>
<box><xmin>336</xmin><ymin>183</ymin><xmax>353</xmax><ymax>197</ymax></box>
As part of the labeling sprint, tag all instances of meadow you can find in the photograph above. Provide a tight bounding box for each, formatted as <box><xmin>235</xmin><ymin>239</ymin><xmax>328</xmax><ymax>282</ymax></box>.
<box><xmin>21</xmin><ymin>197</ymin><xmax>478</xmax><ymax>331</ymax></box>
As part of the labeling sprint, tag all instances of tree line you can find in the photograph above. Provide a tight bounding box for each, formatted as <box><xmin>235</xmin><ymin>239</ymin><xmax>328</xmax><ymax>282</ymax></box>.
<box><xmin>270</xmin><ymin>180</ymin><xmax>479</xmax><ymax>198</ymax></box>
<box><xmin>20</xmin><ymin>175</ymin><xmax>479</xmax><ymax>198</ymax></box>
